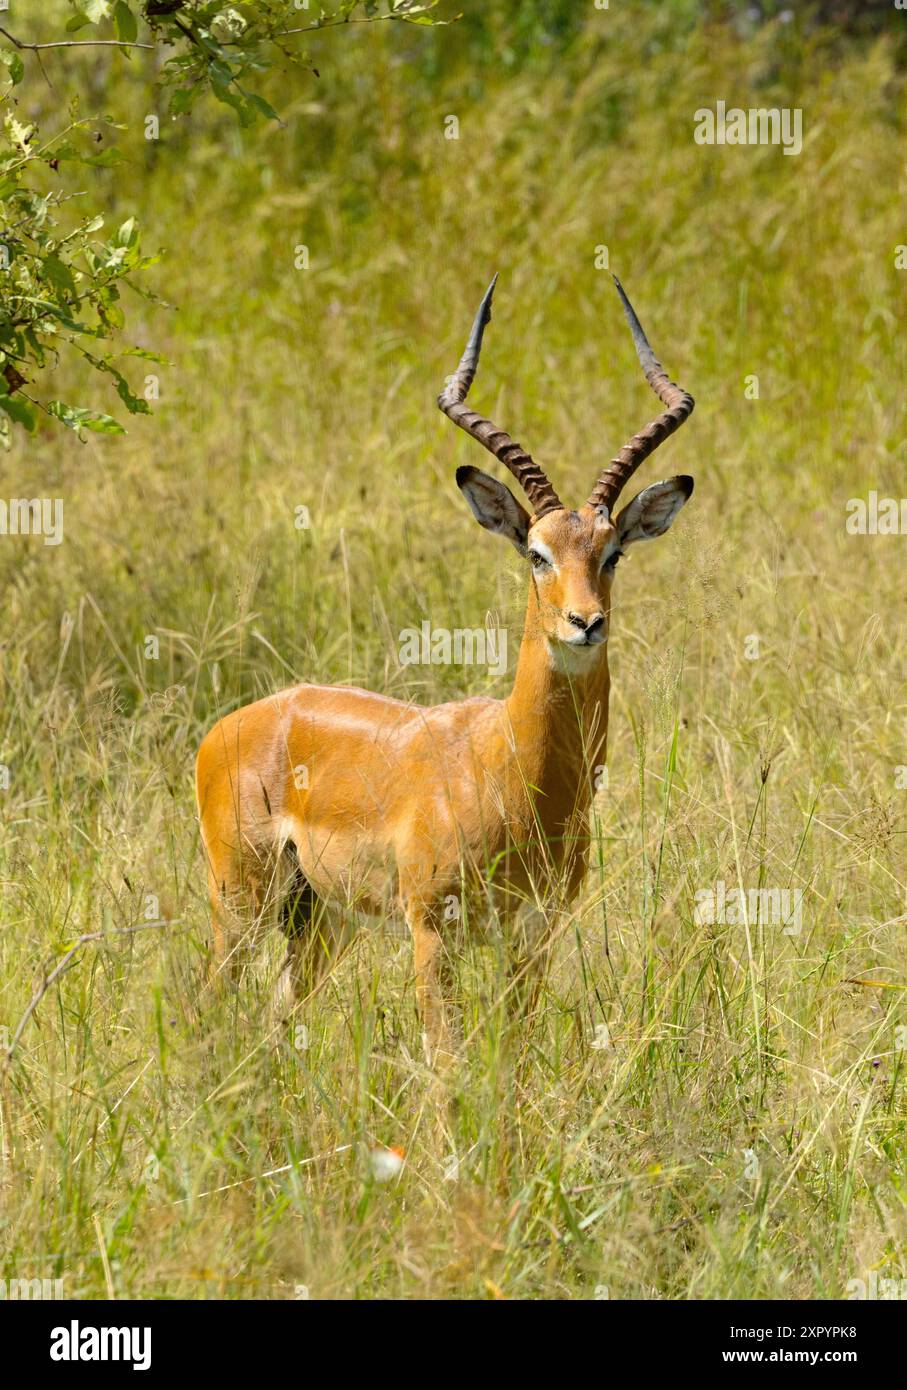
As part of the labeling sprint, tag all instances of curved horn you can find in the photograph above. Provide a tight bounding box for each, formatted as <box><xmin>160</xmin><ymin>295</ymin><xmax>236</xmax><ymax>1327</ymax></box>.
<box><xmin>588</xmin><ymin>275</ymin><xmax>694</xmax><ymax>512</ymax></box>
<box><xmin>438</xmin><ymin>275</ymin><xmax>563</xmax><ymax>518</ymax></box>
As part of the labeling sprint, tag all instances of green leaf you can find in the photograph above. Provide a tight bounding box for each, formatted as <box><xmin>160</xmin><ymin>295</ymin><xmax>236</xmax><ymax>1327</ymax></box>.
<box><xmin>243</xmin><ymin>91</ymin><xmax>282</xmax><ymax>124</ymax></box>
<box><xmin>83</xmin><ymin>411</ymin><xmax>127</xmax><ymax>433</ymax></box>
<box><xmin>66</xmin><ymin>12</ymin><xmax>94</xmax><ymax>32</ymax></box>
<box><xmin>51</xmin><ymin>313</ymin><xmax>107</xmax><ymax>337</ymax></box>
<box><xmin>79</xmin><ymin>348</ymin><xmax>151</xmax><ymax>414</ymax></box>
<box><xmin>0</xmin><ymin>392</ymin><xmax>37</xmax><ymax>432</ymax></box>
<box><xmin>116</xmin><ymin>216</ymin><xmax>138</xmax><ymax>247</ymax></box>
<box><xmin>5</xmin><ymin>116</ymin><xmax>34</xmax><ymax>153</ymax></box>
<box><xmin>47</xmin><ymin>141</ymin><xmax>83</xmax><ymax>163</ymax></box>
<box><xmin>0</xmin><ymin>50</ymin><xmax>25</xmax><ymax>86</ymax></box>
<box><xmin>83</xmin><ymin>0</ymin><xmax>113</xmax><ymax>23</ymax></box>
<box><xmin>111</xmin><ymin>368</ymin><xmax>150</xmax><ymax>413</ymax></box>
<box><xmin>113</xmin><ymin>1</ymin><xmax>138</xmax><ymax>43</ymax></box>
<box><xmin>170</xmin><ymin>86</ymin><xmax>200</xmax><ymax>117</ymax></box>
<box><xmin>100</xmin><ymin>302</ymin><xmax>125</xmax><ymax>330</ymax></box>
<box><xmin>42</xmin><ymin>254</ymin><xmax>78</xmax><ymax>295</ymax></box>
<box><xmin>209</xmin><ymin>60</ymin><xmax>235</xmax><ymax>85</ymax></box>
<box><xmin>210</xmin><ymin>79</ymin><xmax>256</xmax><ymax>127</ymax></box>
<box><xmin>120</xmin><ymin>347</ymin><xmax>168</xmax><ymax>363</ymax></box>
<box><xmin>48</xmin><ymin>400</ymin><xmax>126</xmax><ymax>434</ymax></box>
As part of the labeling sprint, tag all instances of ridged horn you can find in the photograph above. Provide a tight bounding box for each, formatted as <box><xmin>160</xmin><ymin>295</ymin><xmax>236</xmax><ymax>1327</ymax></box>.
<box><xmin>438</xmin><ymin>276</ymin><xmax>563</xmax><ymax>518</ymax></box>
<box><xmin>588</xmin><ymin>275</ymin><xmax>694</xmax><ymax>512</ymax></box>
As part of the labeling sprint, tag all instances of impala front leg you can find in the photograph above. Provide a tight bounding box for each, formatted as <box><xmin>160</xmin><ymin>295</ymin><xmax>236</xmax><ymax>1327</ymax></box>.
<box><xmin>404</xmin><ymin>897</ymin><xmax>457</xmax><ymax>1072</ymax></box>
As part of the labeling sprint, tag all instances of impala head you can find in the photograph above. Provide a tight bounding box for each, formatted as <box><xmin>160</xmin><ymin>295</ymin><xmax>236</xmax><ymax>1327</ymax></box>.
<box><xmin>438</xmin><ymin>274</ymin><xmax>695</xmax><ymax>668</ymax></box>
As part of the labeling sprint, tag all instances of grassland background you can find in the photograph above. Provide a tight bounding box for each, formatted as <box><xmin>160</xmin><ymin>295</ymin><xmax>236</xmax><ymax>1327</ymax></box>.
<box><xmin>1</xmin><ymin>0</ymin><xmax>906</xmax><ymax>1298</ymax></box>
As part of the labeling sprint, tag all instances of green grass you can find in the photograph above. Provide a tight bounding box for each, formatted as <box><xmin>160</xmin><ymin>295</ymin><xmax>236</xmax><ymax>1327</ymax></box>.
<box><xmin>0</xmin><ymin>5</ymin><xmax>905</xmax><ymax>1298</ymax></box>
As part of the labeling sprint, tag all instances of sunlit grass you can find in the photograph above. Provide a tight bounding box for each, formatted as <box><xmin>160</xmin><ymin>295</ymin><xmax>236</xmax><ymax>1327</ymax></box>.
<box><xmin>0</xmin><ymin>6</ymin><xmax>905</xmax><ymax>1298</ymax></box>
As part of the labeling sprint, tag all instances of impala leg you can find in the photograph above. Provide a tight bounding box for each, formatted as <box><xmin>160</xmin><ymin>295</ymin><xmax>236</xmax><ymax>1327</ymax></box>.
<box><xmin>205</xmin><ymin>850</ymin><xmax>265</xmax><ymax>991</ymax></box>
<box><xmin>405</xmin><ymin>900</ymin><xmax>457</xmax><ymax>1072</ymax></box>
<box><xmin>274</xmin><ymin>867</ymin><xmax>348</xmax><ymax>1013</ymax></box>
<box><xmin>276</xmin><ymin>876</ymin><xmax>318</xmax><ymax>1011</ymax></box>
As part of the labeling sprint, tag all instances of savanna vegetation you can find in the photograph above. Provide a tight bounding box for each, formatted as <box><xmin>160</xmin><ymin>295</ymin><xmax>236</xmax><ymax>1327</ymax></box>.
<box><xmin>0</xmin><ymin>1</ymin><xmax>905</xmax><ymax>1299</ymax></box>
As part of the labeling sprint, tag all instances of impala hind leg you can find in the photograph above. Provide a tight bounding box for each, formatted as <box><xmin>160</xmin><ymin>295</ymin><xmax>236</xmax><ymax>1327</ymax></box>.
<box><xmin>274</xmin><ymin>863</ymin><xmax>330</xmax><ymax>1012</ymax></box>
<box><xmin>204</xmin><ymin>846</ymin><xmax>267</xmax><ymax>992</ymax></box>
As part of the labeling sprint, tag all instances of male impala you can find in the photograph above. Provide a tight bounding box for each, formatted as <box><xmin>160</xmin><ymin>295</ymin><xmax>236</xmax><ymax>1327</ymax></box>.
<box><xmin>195</xmin><ymin>275</ymin><xmax>694</xmax><ymax>1066</ymax></box>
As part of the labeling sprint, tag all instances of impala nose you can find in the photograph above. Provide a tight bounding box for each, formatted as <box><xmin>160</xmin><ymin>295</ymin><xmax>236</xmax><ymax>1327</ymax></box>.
<box><xmin>567</xmin><ymin>611</ymin><xmax>605</xmax><ymax>635</ymax></box>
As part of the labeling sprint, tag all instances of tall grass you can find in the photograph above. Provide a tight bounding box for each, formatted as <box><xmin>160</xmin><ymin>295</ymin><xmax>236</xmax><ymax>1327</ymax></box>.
<box><xmin>0</xmin><ymin>5</ymin><xmax>905</xmax><ymax>1297</ymax></box>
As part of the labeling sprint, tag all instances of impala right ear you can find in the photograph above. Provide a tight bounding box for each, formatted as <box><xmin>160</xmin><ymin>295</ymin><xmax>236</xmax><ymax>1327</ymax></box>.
<box><xmin>456</xmin><ymin>465</ymin><xmax>530</xmax><ymax>555</ymax></box>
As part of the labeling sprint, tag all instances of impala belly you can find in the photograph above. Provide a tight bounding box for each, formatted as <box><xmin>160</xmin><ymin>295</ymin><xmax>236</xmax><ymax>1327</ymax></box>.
<box><xmin>196</xmin><ymin>683</ymin><xmax>516</xmax><ymax>907</ymax></box>
<box><xmin>282</xmin><ymin>686</ymin><xmax>513</xmax><ymax>901</ymax></box>
<box><xmin>272</xmin><ymin>687</ymin><xmax>398</xmax><ymax>901</ymax></box>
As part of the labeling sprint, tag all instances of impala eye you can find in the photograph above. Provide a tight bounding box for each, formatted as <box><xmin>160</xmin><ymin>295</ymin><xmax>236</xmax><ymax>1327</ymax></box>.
<box><xmin>529</xmin><ymin>549</ymin><xmax>550</xmax><ymax>571</ymax></box>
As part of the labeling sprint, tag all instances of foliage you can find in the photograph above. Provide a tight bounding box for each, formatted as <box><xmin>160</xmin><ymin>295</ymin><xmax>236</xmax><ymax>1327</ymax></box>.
<box><xmin>0</xmin><ymin>94</ymin><xmax>164</xmax><ymax>441</ymax></box>
<box><xmin>95</xmin><ymin>2</ymin><xmax>448</xmax><ymax>125</ymax></box>
<box><xmin>0</xmin><ymin>2</ymin><xmax>448</xmax><ymax>438</ymax></box>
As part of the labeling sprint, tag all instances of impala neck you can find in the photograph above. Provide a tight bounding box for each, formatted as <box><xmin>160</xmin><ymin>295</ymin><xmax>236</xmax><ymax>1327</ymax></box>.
<box><xmin>504</xmin><ymin>581</ymin><xmax>611</xmax><ymax>816</ymax></box>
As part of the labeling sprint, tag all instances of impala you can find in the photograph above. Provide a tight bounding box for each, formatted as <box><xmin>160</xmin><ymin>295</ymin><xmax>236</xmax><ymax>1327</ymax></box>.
<box><xmin>195</xmin><ymin>274</ymin><xmax>695</xmax><ymax>1066</ymax></box>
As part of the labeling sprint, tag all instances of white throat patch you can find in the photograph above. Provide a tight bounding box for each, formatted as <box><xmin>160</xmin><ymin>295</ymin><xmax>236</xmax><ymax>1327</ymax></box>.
<box><xmin>548</xmin><ymin>638</ymin><xmax>606</xmax><ymax>676</ymax></box>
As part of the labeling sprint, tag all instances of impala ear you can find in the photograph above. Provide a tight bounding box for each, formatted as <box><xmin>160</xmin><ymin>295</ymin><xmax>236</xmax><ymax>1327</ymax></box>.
<box><xmin>456</xmin><ymin>465</ymin><xmax>530</xmax><ymax>554</ymax></box>
<box><xmin>615</xmin><ymin>476</ymin><xmax>694</xmax><ymax>546</ymax></box>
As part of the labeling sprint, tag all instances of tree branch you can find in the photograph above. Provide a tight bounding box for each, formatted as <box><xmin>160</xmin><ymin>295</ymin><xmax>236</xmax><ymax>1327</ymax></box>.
<box><xmin>0</xmin><ymin>27</ymin><xmax>154</xmax><ymax>52</ymax></box>
<box><xmin>277</xmin><ymin>13</ymin><xmax>420</xmax><ymax>38</ymax></box>
<box><xmin>0</xmin><ymin>10</ymin><xmax>414</xmax><ymax>59</ymax></box>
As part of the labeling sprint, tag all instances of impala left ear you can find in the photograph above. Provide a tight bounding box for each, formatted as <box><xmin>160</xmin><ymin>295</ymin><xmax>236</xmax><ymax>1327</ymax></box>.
<box><xmin>615</xmin><ymin>476</ymin><xmax>694</xmax><ymax>546</ymax></box>
<box><xmin>456</xmin><ymin>465</ymin><xmax>531</xmax><ymax>554</ymax></box>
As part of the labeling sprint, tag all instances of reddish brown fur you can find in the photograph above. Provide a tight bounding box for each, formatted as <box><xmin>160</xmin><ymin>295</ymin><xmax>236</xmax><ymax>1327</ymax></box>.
<box><xmin>196</xmin><ymin>277</ymin><xmax>693</xmax><ymax>1067</ymax></box>
<box><xmin>196</xmin><ymin>505</ymin><xmax>618</xmax><ymax>1064</ymax></box>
